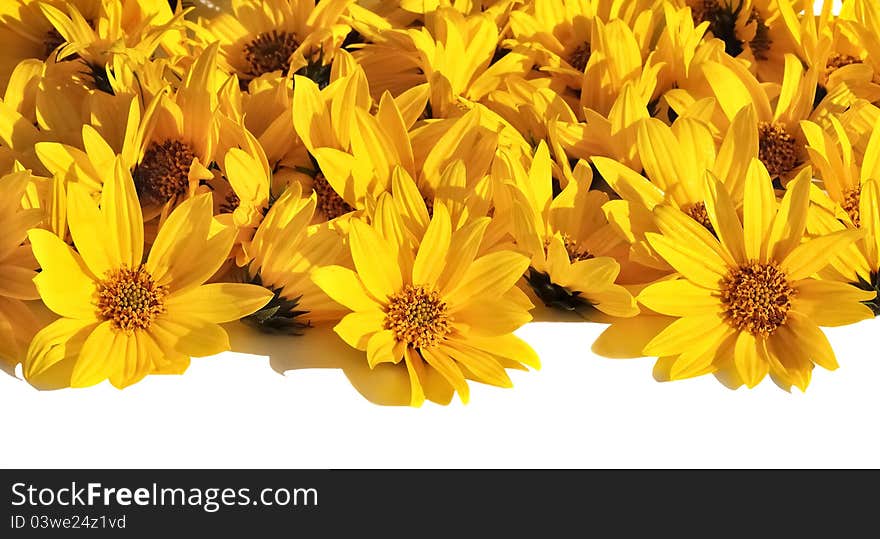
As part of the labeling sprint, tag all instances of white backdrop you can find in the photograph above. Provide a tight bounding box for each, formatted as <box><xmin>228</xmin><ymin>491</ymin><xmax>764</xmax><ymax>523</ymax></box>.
<box><xmin>3</xmin><ymin>313</ymin><xmax>879</xmax><ymax>469</ymax></box>
<box><xmin>6</xmin><ymin>0</ymin><xmax>876</xmax><ymax>470</ymax></box>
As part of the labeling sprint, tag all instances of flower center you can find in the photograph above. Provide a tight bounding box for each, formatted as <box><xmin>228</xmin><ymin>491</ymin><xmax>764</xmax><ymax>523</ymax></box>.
<box><xmin>312</xmin><ymin>174</ymin><xmax>353</xmax><ymax>220</ymax></box>
<box><xmin>549</xmin><ymin>233</ymin><xmax>592</xmax><ymax>262</ymax></box>
<box><xmin>568</xmin><ymin>41</ymin><xmax>591</xmax><ymax>72</ymax></box>
<box><xmin>243</xmin><ymin>30</ymin><xmax>300</xmax><ymax>79</ymax></box>
<box><xmin>841</xmin><ymin>186</ymin><xmax>861</xmax><ymax>227</ymax></box>
<box><xmin>219</xmin><ymin>191</ymin><xmax>241</xmax><ymax>214</ymax></box>
<box><xmin>96</xmin><ymin>266</ymin><xmax>168</xmax><ymax>332</ymax></box>
<box><xmin>758</xmin><ymin>121</ymin><xmax>799</xmax><ymax>179</ymax></box>
<box><xmin>720</xmin><ymin>261</ymin><xmax>795</xmax><ymax>337</ymax></box>
<box><xmin>44</xmin><ymin>28</ymin><xmax>66</xmax><ymax>58</ymax></box>
<box><xmin>693</xmin><ymin>1</ymin><xmax>771</xmax><ymax>60</ymax></box>
<box><xmin>134</xmin><ymin>140</ymin><xmax>196</xmax><ymax>205</ymax></box>
<box><xmin>384</xmin><ymin>284</ymin><xmax>452</xmax><ymax>349</ymax></box>
<box><xmin>684</xmin><ymin>202</ymin><xmax>715</xmax><ymax>234</ymax></box>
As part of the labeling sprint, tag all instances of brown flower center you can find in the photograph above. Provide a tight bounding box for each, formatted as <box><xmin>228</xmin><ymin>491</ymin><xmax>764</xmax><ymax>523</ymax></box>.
<box><xmin>44</xmin><ymin>28</ymin><xmax>66</xmax><ymax>58</ymax></box>
<box><xmin>758</xmin><ymin>121</ymin><xmax>799</xmax><ymax>179</ymax></box>
<box><xmin>96</xmin><ymin>266</ymin><xmax>168</xmax><ymax>332</ymax></box>
<box><xmin>693</xmin><ymin>1</ymin><xmax>771</xmax><ymax>60</ymax></box>
<box><xmin>685</xmin><ymin>202</ymin><xmax>716</xmax><ymax>234</ymax></box>
<box><xmin>748</xmin><ymin>10</ymin><xmax>771</xmax><ymax>61</ymax></box>
<box><xmin>720</xmin><ymin>261</ymin><xmax>795</xmax><ymax>337</ymax></box>
<box><xmin>842</xmin><ymin>186</ymin><xmax>861</xmax><ymax>227</ymax></box>
<box><xmin>312</xmin><ymin>174</ymin><xmax>353</xmax><ymax>220</ymax></box>
<box><xmin>243</xmin><ymin>30</ymin><xmax>300</xmax><ymax>79</ymax></box>
<box><xmin>219</xmin><ymin>190</ymin><xmax>241</xmax><ymax>214</ymax></box>
<box><xmin>568</xmin><ymin>41</ymin><xmax>591</xmax><ymax>72</ymax></box>
<box><xmin>384</xmin><ymin>285</ymin><xmax>452</xmax><ymax>349</ymax></box>
<box><xmin>134</xmin><ymin>140</ymin><xmax>196</xmax><ymax>205</ymax></box>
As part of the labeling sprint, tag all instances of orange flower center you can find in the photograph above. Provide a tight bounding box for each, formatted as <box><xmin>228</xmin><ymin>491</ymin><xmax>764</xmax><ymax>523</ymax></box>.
<box><xmin>312</xmin><ymin>173</ymin><xmax>353</xmax><ymax>220</ymax></box>
<box><xmin>842</xmin><ymin>186</ymin><xmax>861</xmax><ymax>228</ymax></box>
<box><xmin>243</xmin><ymin>30</ymin><xmax>300</xmax><ymax>78</ymax></box>
<box><xmin>684</xmin><ymin>202</ymin><xmax>716</xmax><ymax>234</ymax></box>
<box><xmin>97</xmin><ymin>266</ymin><xmax>167</xmax><ymax>332</ymax></box>
<box><xmin>134</xmin><ymin>140</ymin><xmax>196</xmax><ymax>205</ymax></box>
<box><xmin>384</xmin><ymin>285</ymin><xmax>452</xmax><ymax>349</ymax></box>
<box><xmin>758</xmin><ymin>122</ymin><xmax>799</xmax><ymax>179</ymax></box>
<box><xmin>720</xmin><ymin>261</ymin><xmax>795</xmax><ymax>337</ymax></box>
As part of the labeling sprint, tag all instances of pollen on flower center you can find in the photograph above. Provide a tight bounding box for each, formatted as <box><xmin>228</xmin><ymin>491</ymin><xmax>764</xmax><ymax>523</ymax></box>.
<box><xmin>219</xmin><ymin>190</ymin><xmax>241</xmax><ymax>214</ymax></box>
<box><xmin>568</xmin><ymin>41</ymin><xmax>591</xmax><ymax>72</ymax></box>
<box><xmin>96</xmin><ymin>266</ymin><xmax>168</xmax><ymax>332</ymax></box>
<box><xmin>548</xmin><ymin>233</ymin><xmax>592</xmax><ymax>262</ymax></box>
<box><xmin>312</xmin><ymin>174</ymin><xmax>353</xmax><ymax>220</ymax></box>
<box><xmin>243</xmin><ymin>30</ymin><xmax>300</xmax><ymax>78</ymax></box>
<box><xmin>720</xmin><ymin>261</ymin><xmax>795</xmax><ymax>337</ymax></box>
<box><xmin>384</xmin><ymin>284</ymin><xmax>452</xmax><ymax>349</ymax></box>
<box><xmin>134</xmin><ymin>140</ymin><xmax>196</xmax><ymax>205</ymax></box>
<box><xmin>684</xmin><ymin>202</ymin><xmax>716</xmax><ymax>234</ymax></box>
<box><xmin>758</xmin><ymin>121</ymin><xmax>799</xmax><ymax>178</ymax></box>
<box><xmin>841</xmin><ymin>186</ymin><xmax>861</xmax><ymax>227</ymax></box>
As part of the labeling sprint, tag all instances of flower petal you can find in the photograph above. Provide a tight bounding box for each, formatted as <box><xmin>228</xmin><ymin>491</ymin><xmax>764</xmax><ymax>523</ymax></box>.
<box><xmin>28</xmin><ymin>229</ymin><xmax>98</xmax><ymax>320</ymax></box>
<box><xmin>333</xmin><ymin>310</ymin><xmax>385</xmax><ymax>350</ymax></box>
<box><xmin>733</xmin><ymin>331</ymin><xmax>769</xmax><ymax>388</ymax></box>
<box><xmin>637</xmin><ymin>279</ymin><xmax>720</xmax><ymax>317</ymax></box>
<box><xmin>164</xmin><ymin>283</ymin><xmax>274</xmax><ymax>324</ymax></box>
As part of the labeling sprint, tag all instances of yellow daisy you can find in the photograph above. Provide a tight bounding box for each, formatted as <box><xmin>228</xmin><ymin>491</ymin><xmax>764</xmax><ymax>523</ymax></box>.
<box><xmin>200</xmin><ymin>0</ymin><xmax>354</xmax><ymax>85</ymax></box>
<box><xmin>0</xmin><ymin>170</ymin><xmax>44</xmax><ymax>372</ymax></box>
<box><xmin>243</xmin><ymin>182</ymin><xmax>349</xmax><ymax>332</ymax></box>
<box><xmin>35</xmin><ymin>43</ymin><xmax>224</xmax><ymax>220</ymax></box>
<box><xmin>634</xmin><ymin>159</ymin><xmax>874</xmax><ymax>391</ymax></box>
<box><xmin>593</xmin><ymin>107</ymin><xmax>757</xmax><ymax>272</ymax></box>
<box><xmin>801</xmin><ymin>113</ymin><xmax>880</xmax><ymax>313</ymax></box>
<box><xmin>506</xmin><ymin>142</ymin><xmax>638</xmax><ymax>317</ymax></box>
<box><xmin>311</xmin><ymin>199</ymin><xmax>539</xmax><ymax>406</ymax></box>
<box><xmin>24</xmin><ymin>157</ymin><xmax>272</xmax><ymax>389</ymax></box>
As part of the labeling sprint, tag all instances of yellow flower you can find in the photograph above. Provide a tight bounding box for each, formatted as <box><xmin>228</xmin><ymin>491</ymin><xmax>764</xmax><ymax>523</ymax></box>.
<box><xmin>243</xmin><ymin>182</ymin><xmax>349</xmax><ymax>331</ymax></box>
<box><xmin>593</xmin><ymin>107</ymin><xmax>757</xmax><ymax>272</ymax></box>
<box><xmin>312</xmin><ymin>195</ymin><xmax>539</xmax><ymax>406</ymax></box>
<box><xmin>633</xmin><ymin>160</ymin><xmax>874</xmax><ymax>391</ymax></box>
<box><xmin>35</xmin><ymin>43</ymin><xmax>225</xmax><ymax>220</ymax></box>
<box><xmin>201</xmin><ymin>0</ymin><xmax>354</xmax><ymax>84</ymax></box>
<box><xmin>801</xmin><ymin>113</ymin><xmax>880</xmax><ymax>313</ymax></box>
<box><xmin>24</xmin><ymin>158</ymin><xmax>272</xmax><ymax>389</ymax></box>
<box><xmin>355</xmin><ymin>7</ymin><xmax>535</xmax><ymax>118</ymax></box>
<box><xmin>506</xmin><ymin>142</ymin><xmax>638</xmax><ymax>317</ymax></box>
<box><xmin>0</xmin><ymin>171</ymin><xmax>44</xmax><ymax>372</ymax></box>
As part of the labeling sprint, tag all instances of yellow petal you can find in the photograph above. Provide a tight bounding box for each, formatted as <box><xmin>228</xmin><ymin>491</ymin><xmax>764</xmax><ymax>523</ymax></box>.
<box><xmin>592</xmin><ymin>315</ymin><xmax>675</xmax><ymax>358</ymax></box>
<box><xmin>420</xmin><ymin>347</ymin><xmax>469</xmax><ymax>404</ymax></box>
<box><xmin>461</xmin><ymin>333</ymin><xmax>540</xmax><ymax>370</ymax></box>
<box><xmin>703</xmin><ymin>173</ymin><xmax>746</xmax><ymax>264</ymax></box>
<box><xmin>28</xmin><ymin>229</ymin><xmax>98</xmax><ymax>320</ymax></box>
<box><xmin>349</xmin><ymin>219</ymin><xmax>402</xmax><ymax>303</ymax></box>
<box><xmin>781</xmin><ymin>230</ymin><xmax>864</xmax><ymax>280</ymax></box>
<box><xmin>403</xmin><ymin>347</ymin><xmax>426</xmax><ymax>407</ymax></box>
<box><xmin>784</xmin><ymin>312</ymin><xmax>838</xmax><ymax>371</ymax></box>
<box><xmin>71</xmin><ymin>321</ymin><xmax>121</xmax><ymax>388</ymax></box>
<box><xmin>645</xmin><ymin>232</ymin><xmax>726</xmax><ymax>289</ymax></box>
<box><xmin>767</xmin><ymin>170</ymin><xmax>810</xmax><ymax>262</ymax></box>
<box><xmin>637</xmin><ymin>279</ymin><xmax>719</xmax><ymax>317</ymax></box>
<box><xmin>792</xmin><ymin>280</ymin><xmax>875</xmax><ymax>327</ymax></box>
<box><xmin>0</xmin><ymin>265</ymin><xmax>38</xmax><ymax>300</ymax></box>
<box><xmin>25</xmin><ymin>318</ymin><xmax>98</xmax><ymax>381</ymax></box>
<box><xmin>412</xmin><ymin>204</ymin><xmax>452</xmax><ymax>288</ymax></box>
<box><xmin>733</xmin><ymin>331</ymin><xmax>769</xmax><ymax>388</ymax></box>
<box><xmin>66</xmin><ymin>182</ymin><xmax>114</xmax><ymax>277</ymax></box>
<box><xmin>150</xmin><ymin>316</ymin><xmax>230</xmax><ymax>358</ymax></box>
<box><xmin>334</xmin><ymin>310</ymin><xmax>385</xmax><ymax>350</ymax></box>
<box><xmin>101</xmin><ymin>158</ymin><xmax>144</xmax><ymax>268</ymax></box>
<box><xmin>445</xmin><ymin>250</ymin><xmax>530</xmax><ymax>311</ymax></box>
<box><xmin>311</xmin><ymin>265</ymin><xmax>382</xmax><ymax>311</ymax></box>
<box><xmin>164</xmin><ymin>283</ymin><xmax>273</xmax><ymax>323</ymax></box>
<box><xmin>366</xmin><ymin>330</ymin><xmax>399</xmax><ymax>368</ymax></box>
<box><xmin>643</xmin><ymin>314</ymin><xmax>727</xmax><ymax>357</ymax></box>
<box><xmin>440</xmin><ymin>341</ymin><xmax>513</xmax><ymax>388</ymax></box>
<box><xmin>862</xmin><ymin>180</ymin><xmax>880</xmax><ymax>269</ymax></box>
<box><xmin>653</xmin><ymin>204</ymin><xmax>734</xmax><ymax>266</ymax></box>
<box><xmin>743</xmin><ymin>159</ymin><xmax>776</xmax><ymax>261</ymax></box>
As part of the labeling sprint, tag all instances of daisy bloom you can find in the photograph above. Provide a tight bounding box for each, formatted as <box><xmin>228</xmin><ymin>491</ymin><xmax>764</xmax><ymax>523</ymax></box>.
<box><xmin>201</xmin><ymin>0</ymin><xmax>354</xmax><ymax>85</ymax></box>
<box><xmin>507</xmin><ymin>142</ymin><xmax>638</xmax><ymax>316</ymax></box>
<box><xmin>635</xmin><ymin>159</ymin><xmax>874</xmax><ymax>391</ymax></box>
<box><xmin>24</xmin><ymin>158</ymin><xmax>272</xmax><ymax>389</ymax></box>
<box><xmin>312</xmin><ymin>200</ymin><xmax>539</xmax><ymax>406</ymax></box>
<box><xmin>0</xmin><ymin>171</ymin><xmax>43</xmax><ymax>372</ymax></box>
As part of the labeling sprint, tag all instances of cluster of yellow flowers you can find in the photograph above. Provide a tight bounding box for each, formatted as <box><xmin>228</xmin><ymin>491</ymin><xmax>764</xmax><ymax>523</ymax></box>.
<box><xmin>0</xmin><ymin>0</ymin><xmax>878</xmax><ymax>405</ymax></box>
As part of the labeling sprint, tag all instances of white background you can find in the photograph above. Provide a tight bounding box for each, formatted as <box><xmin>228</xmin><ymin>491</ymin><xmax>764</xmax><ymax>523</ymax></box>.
<box><xmin>5</xmin><ymin>0</ymin><xmax>876</xmax><ymax>470</ymax></box>
<box><xmin>3</xmin><ymin>312</ymin><xmax>879</xmax><ymax>469</ymax></box>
